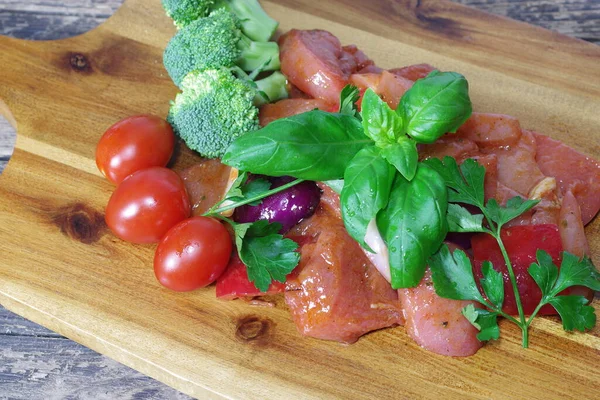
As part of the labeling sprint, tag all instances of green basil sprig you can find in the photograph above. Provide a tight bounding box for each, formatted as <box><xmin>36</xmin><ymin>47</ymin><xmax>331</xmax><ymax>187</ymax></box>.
<box><xmin>222</xmin><ymin>110</ymin><xmax>370</xmax><ymax>181</ymax></box>
<box><xmin>222</xmin><ymin>71</ymin><xmax>473</xmax><ymax>289</ymax></box>
<box><xmin>399</xmin><ymin>70</ymin><xmax>472</xmax><ymax>143</ymax></box>
<box><xmin>377</xmin><ymin>163</ymin><xmax>448</xmax><ymax>287</ymax></box>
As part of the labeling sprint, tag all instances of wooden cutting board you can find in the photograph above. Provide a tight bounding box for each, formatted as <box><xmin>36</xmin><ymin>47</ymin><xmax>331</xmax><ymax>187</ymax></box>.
<box><xmin>1</xmin><ymin>0</ymin><xmax>599</xmax><ymax>398</ymax></box>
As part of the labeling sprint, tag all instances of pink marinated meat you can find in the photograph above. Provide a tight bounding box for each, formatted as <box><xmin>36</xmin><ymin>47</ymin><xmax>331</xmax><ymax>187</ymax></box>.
<box><xmin>259</xmin><ymin>98</ymin><xmax>334</xmax><ymax>126</ymax></box>
<box><xmin>279</xmin><ymin>29</ymin><xmax>374</xmax><ymax>106</ymax></box>
<box><xmin>398</xmin><ymin>268</ymin><xmax>482</xmax><ymax>357</ymax></box>
<box><xmin>389</xmin><ymin>63</ymin><xmax>436</xmax><ymax>82</ymax></box>
<box><xmin>483</xmin><ymin>130</ymin><xmax>546</xmax><ymax>196</ymax></box>
<box><xmin>456</xmin><ymin>113</ymin><xmax>522</xmax><ymax>148</ymax></box>
<box><xmin>419</xmin><ymin>135</ymin><xmax>479</xmax><ymax>162</ymax></box>
<box><xmin>378</xmin><ymin>70</ymin><xmax>413</xmax><ymax>109</ymax></box>
<box><xmin>285</xmin><ymin>206</ymin><xmax>404</xmax><ymax>344</ymax></box>
<box><xmin>559</xmin><ymin>189</ymin><xmax>591</xmax><ymax>258</ymax></box>
<box><xmin>533</xmin><ymin>132</ymin><xmax>600</xmax><ymax>225</ymax></box>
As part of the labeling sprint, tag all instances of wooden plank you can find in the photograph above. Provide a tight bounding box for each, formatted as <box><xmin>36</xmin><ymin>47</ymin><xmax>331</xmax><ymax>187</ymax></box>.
<box><xmin>0</xmin><ymin>0</ymin><xmax>599</xmax><ymax>399</ymax></box>
<box><xmin>0</xmin><ymin>334</ymin><xmax>192</xmax><ymax>399</ymax></box>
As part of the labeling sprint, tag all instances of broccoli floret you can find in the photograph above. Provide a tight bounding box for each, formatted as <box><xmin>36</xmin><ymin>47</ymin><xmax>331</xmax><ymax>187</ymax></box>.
<box><xmin>161</xmin><ymin>0</ymin><xmax>214</xmax><ymax>28</ymax></box>
<box><xmin>168</xmin><ymin>69</ymin><xmax>260</xmax><ymax>159</ymax></box>
<box><xmin>162</xmin><ymin>0</ymin><xmax>278</xmax><ymax>42</ymax></box>
<box><xmin>163</xmin><ymin>9</ymin><xmax>280</xmax><ymax>87</ymax></box>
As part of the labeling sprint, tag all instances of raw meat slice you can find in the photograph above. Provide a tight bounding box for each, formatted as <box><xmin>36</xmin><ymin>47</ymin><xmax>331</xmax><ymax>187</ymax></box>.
<box><xmin>398</xmin><ymin>268</ymin><xmax>482</xmax><ymax>357</ymax></box>
<box><xmin>483</xmin><ymin>130</ymin><xmax>546</xmax><ymax>196</ymax></box>
<box><xmin>285</xmin><ymin>207</ymin><xmax>404</xmax><ymax>344</ymax></box>
<box><xmin>259</xmin><ymin>99</ymin><xmax>334</xmax><ymax>126</ymax></box>
<box><xmin>389</xmin><ymin>63</ymin><xmax>436</xmax><ymax>81</ymax></box>
<box><xmin>419</xmin><ymin>135</ymin><xmax>479</xmax><ymax>162</ymax></box>
<box><xmin>279</xmin><ymin>30</ymin><xmax>373</xmax><ymax>106</ymax></box>
<box><xmin>456</xmin><ymin>113</ymin><xmax>522</xmax><ymax>148</ymax></box>
<box><xmin>533</xmin><ymin>132</ymin><xmax>600</xmax><ymax>225</ymax></box>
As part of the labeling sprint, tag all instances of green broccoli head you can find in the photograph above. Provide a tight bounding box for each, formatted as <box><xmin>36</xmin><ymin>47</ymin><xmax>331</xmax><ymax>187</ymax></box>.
<box><xmin>168</xmin><ymin>69</ymin><xmax>260</xmax><ymax>159</ymax></box>
<box><xmin>161</xmin><ymin>0</ymin><xmax>215</xmax><ymax>28</ymax></box>
<box><xmin>162</xmin><ymin>0</ymin><xmax>278</xmax><ymax>41</ymax></box>
<box><xmin>163</xmin><ymin>8</ymin><xmax>280</xmax><ymax>87</ymax></box>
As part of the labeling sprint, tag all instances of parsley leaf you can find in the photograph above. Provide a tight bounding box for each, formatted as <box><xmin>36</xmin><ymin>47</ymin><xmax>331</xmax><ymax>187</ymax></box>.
<box><xmin>339</xmin><ymin>85</ymin><xmax>361</xmax><ymax>119</ymax></box>
<box><xmin>485</xmin><ymin>197</ymin><xmax>539</xmax><ymax>228</ymax></box>
<box><xmin>551</xmin><ymin>252</ymin><xmax>600</xmax><ymax>294</ymax></box>
<box><xmin>235</xmin><ymin>220</ymin><xmax>300</xmax><ymax>292</ymax></box>
<box><xmin>447</xmin><ymin>203</ymin><xmax>486</xmax><ymax>233</ymax></box>
<box><xmin>423</xmin><ymin>157</ymin><xmax>485</xmax><ymax>207</ymax></box>
<box><xmin>548</xmin><ymin>296</ymin><xmax>597</xmax><ymax>332</ymax></box>
<box><xmin>241</xmin><ymin>178</ymin><xmax>271</xmax><ymax>206</ymax></box>
<box><xmin>528</xmin><ymin>249</ymin><xmax>559</xmax><ymax>297</ymax></box>
<box><xmin>480</xmin><ymin>261</ymin><xmax>504</xmax><ymax>309</ymax></box>
<box><xmin>462</xmin><ymin>304</ymin><xmax>501</xmax><ymax>341</ymax></box>
<box><xmin>429</xmin><ymin>244</ymin><xmax>484</xmax><ymax>303</ymax></box>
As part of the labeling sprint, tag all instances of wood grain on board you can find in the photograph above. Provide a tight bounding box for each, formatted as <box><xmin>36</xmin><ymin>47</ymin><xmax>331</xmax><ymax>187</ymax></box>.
<box><xmin>0</xmin><ymin>0</ymin><xmax>599</xmax><ymax>399</ymax></box>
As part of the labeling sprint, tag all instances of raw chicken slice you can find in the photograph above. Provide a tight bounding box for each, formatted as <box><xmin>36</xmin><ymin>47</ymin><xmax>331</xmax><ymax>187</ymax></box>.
<box><xmin>389</xmin><ymin>63</ymin><xmax>436</xmax><ymax>81</ymax></box>
<box><xmin>483</xmin><ymin>130</ymin><xmax>546</xmax><ymax>196</ymax></box>
<box><xmin>285</xmin><ymin>206</ymin><xmax>404</xmax><ymax>343</ymax></box>
<box><xmin>456</xmin><ymin>113</ymin><xmax>522</xmax><ymax>148</ymax></box>
<box><xmin>279</xmin><ymin>30</ymin><xmax>374</xmax><ymax>106</ymax></box>
<box><xmin>259</xmin><ymin>98</ymin><xmax>334</xmax><ymax>126</ymax></box>
<box><xmin>398</xmin><ymin>268</ymin><xmax>482</xmax><ymax>357</ymax></box>
<box><xmin>533</xmin><ymin>132</ymin><xmax>600</xmax><ymax>225</ymax></box>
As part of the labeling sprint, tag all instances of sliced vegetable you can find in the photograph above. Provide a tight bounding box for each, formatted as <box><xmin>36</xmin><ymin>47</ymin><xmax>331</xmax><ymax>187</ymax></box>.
<box><xmin>234</xmin><ymin>176</ymin><xmax>321</xmax><ymax>233</ymax></box>
<box><xmin>216</xmin><ymin>254</ymin><xmax>285</xmax><ymax>299</ymax></box>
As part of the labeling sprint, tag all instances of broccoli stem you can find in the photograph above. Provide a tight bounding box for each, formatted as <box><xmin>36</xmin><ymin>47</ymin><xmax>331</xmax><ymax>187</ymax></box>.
<box><xmin>254</xmin><ymin>71</ymin><xmax>289</xmax><ymax>105</ymax></box>
<box><xmin>214</xmin><ymin>0</ymin><xmax>279</xmax><ymax>42</ymax></box>
<box><xmin>236</xmin><ymin>35</ymin><xmax>281</xmax><ymax>73</ymax></box>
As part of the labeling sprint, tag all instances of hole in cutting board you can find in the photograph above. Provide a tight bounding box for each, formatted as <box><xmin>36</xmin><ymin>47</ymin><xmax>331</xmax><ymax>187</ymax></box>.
<box><xmin>0</xmin><ymin>115</ymin><xmax>16</xmax><ymax>175</ymax></box>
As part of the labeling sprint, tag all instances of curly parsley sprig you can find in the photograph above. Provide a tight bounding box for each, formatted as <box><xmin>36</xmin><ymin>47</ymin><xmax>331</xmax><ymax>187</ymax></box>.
<box><xmin>425</xmin><ymin>157</ymin><xmax>600</xmax><ymax>347</ymax></box>
<box><xmin>203</xmin><ymin>171</ymin><xmax>303</xmax><ymax>292</ymax></box>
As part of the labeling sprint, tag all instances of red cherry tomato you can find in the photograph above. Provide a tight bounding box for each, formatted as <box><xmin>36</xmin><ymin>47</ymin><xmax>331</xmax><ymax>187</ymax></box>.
<box><xmin>154</xmin><ymin>217</ymin><xmax>232</xmax><ymax>292</ymax></box>
<box><xmin>96</xmin><ymin>115</ymin><xmax>175</xmax><ymax>184</ymax></box>
<box><xmin>105</xmin><ymin>167</ymin><xmax>190</xmax><ymax>244</ymax></box>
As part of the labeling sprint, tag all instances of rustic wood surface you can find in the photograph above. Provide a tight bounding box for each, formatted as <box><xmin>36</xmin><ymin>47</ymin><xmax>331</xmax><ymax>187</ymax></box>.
<box><xmin>0</xmin><ymin>0</ymin><xmax>599</xmax><ymax>399</ymax></box>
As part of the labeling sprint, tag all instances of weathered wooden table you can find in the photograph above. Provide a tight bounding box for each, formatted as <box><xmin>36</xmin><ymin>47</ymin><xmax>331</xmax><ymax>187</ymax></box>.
<box><xmin>0</xmin><ymin>0</ymin><xmax>599</xmax><ymax>398</ymax></box>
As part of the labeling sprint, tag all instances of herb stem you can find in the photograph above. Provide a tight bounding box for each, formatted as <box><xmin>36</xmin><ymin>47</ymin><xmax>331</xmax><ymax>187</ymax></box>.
<box><xmin>204</xmin><ymin>178</ymin><xmax>305</xmax><ymax>216</ymax></box>
<box><xmin>494</xmin><ymin>229</ymin><xmax>528</xmax><ymax>347</ymax></box>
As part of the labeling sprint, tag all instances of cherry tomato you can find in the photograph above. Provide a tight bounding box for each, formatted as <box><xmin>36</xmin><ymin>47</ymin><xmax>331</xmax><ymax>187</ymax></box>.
<box><xmin>105</xmin><ymin>167</ymin><xmax>190</xmax><ymax>244</ymax></box>
<box><xmin>154</xmin><ymin>217</ymin><xmax>232</xmax><ymax>292</ymax></box>
<box><xmin>96</xmin><ymin>115</ymin><xmax>175</xmax><ymax>184</ymax></box>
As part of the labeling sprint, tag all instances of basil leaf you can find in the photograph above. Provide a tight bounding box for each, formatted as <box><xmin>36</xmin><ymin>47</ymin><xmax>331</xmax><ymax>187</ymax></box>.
<box><xmin>341</xmin><ymin>147</ymin><xmax>395</xmax><ymax>251</ymax></box>
<box><xmin>380</xmin><ymin>139</ymin><xmax>418</xmax><ymax>181</ymax></box>
<box><xmin>378</xmin><ymin>163</ymin><xmax>448</xmax><ymax>288</ymax></box>
<box><xmin>222</xmin><ymin>110</ymin><xmax>371</xmax><ymax>180</ymax></box>
<box><xmin>361</xmin><ymin>89</ymin><xmax>403</xmax><ymax>146</ymax></box>
<box><xmin>323</xmin><ymin>179</ymin><xmax>344</xmax><ymax>195</ymax></box>
<box><xmin>400</xmin><ymin>71</ymin><xmax>472</xmax><ymax>144</ymax></box>
<box><xmin>481</xmin><ymin>261</ymin><xmax>504</xmax><ymax>309</ymax></box>
<box><xmin>429</xmin><ymin>244</ymin><xmax>485</xmax><ymax>302</ymax></box>
<box><xmin>339</xmin><ymin>85</ymin><xmax>361</xmax><ymax>119</ymax></box>
<box><xmin>548</xmin><ymin>295</ymin><xmax>596</xmax><ymax>332</ymax></box>
<box><xmin>462</xmin><ymin>304</ymin><xmax>500</xmax><ymax>341</ymax></box>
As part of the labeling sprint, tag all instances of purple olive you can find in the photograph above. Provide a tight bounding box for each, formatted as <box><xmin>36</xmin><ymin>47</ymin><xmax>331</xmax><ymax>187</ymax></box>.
<box><xmin>234</xmin><ymin>177</ymin><xmax>321</xmax><ymax>233</ymax></box>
